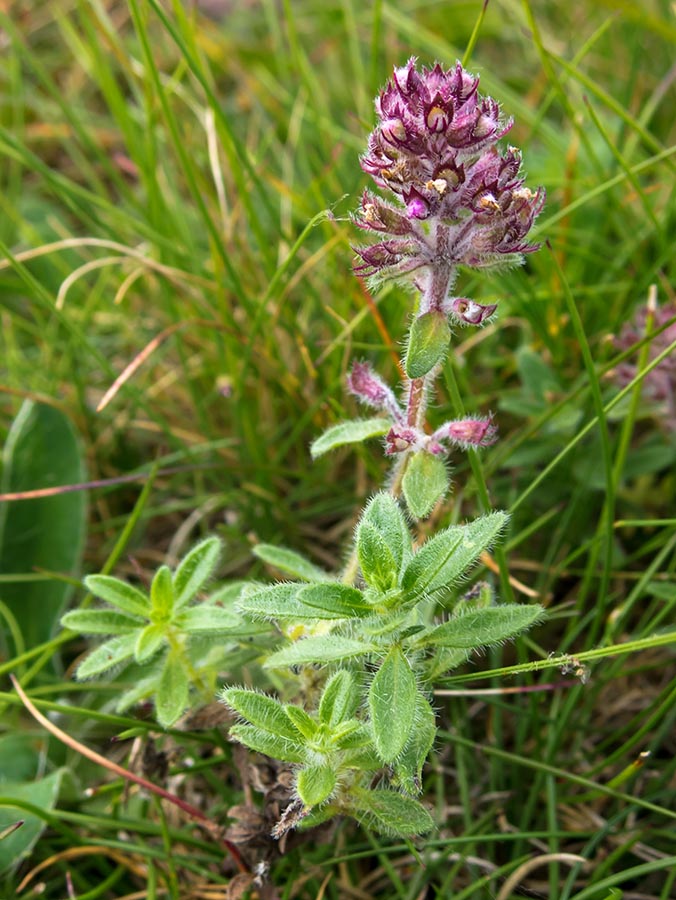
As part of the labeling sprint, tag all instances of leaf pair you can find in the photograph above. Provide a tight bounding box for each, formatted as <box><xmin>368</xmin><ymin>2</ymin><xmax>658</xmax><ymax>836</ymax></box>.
<box><xmin>62</xmin><ymin>538</ymin><xmax>254</xmax><ymax>727</ymax></box>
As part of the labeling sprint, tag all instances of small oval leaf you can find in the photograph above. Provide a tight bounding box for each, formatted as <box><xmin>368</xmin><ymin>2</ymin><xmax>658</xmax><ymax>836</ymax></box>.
<box><xmin>405</xmin><ymin>311</ymin><xmax>450</xmax><ymax>378</ymax></box>
<box><xmin>402</xmin><ymin>452</ymin><xmax>449</xmax><ymax>519</ymax></box>
<box><xmin>310</xmin><ymin>418</ymin><xmax>390</xmax><ymax>459</ymax></box>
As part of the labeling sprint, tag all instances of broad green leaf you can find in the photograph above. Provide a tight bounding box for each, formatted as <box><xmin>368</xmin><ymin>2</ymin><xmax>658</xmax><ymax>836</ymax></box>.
<box><xmin>284</xmin><ymin>705</ymin><xmax>318</xmax><ymax>739</ymax></box>
<box><xmin>319</xmin><ymin>670</ymin><xmax>359</xmax><ymax>727</ymax></box>
<box><xmin>416</xmin><ymin>605</ymin><xmax>546</xmax><ymax>649</ymax></box>
<box><xmin>173</xmin><ymin>537</ymin><xmax>222</xmax><ymax>609</ymax></box>
<box><xmin>150</xmin><ymin>566</ymin><xmax>174</xmax><ymax>618</ymax></box>
<box><xmin>176</xmin><ymin>606</ymin><xmax>241</xmax><ymax>633</ymax></box>
<box><xmin>61</xmin><ymin>608</ymin><xmax>143</xmax><ymax>634</ymax></box>
<box><xmin>426</xmin><ymin>647</ymin><xmax>472</xmax><ymax>679</ymax></box>
<box><xmin>356</xmin><ymin>523</ymin><xmax>398</xmax><ymax>591</ymax></box>
<box><xmin>83</xmin><ymin>575</ymin><xmax>149</xmax><ymax>616</ymax></box>
<box><xmin>402</xmin><ymin>451</ymin><xmax>449</xmax><ymax>519</ymax></box>
<box><xmin>393</xmin><ymin>693</ymin><xmax>436</xmax><ymax>794</ymax></box>
<box><xmin>222</xmin><ymin>688</ymin><xmax>300</xmax><ymax>740</ymax></box>
<box><xmin>0</xmin><ymin>769</ymin><xmax>64</xmax><ymax>875</ymax></box>
<box><xmin>369</xmin><ymin>646</ymin><xmax>417</xmax><ymax>763</ymax></box>
<box><xmin>402</xmin><ymin>512</ymin><xmax>508</xmax><ymax>599</ymax></box>
<box><xmin>0</xmin><ymin>735</ymin><xmax>40</xmax><ymax>783</ymax></box>
<box><xmin>297</xmin><ymin>583</ymin><xmax>370</xmax><ymax>618</ymax></box>
<box><xmin>0</xmin><ymin>401</ymin><xmax>86</xmax><ymax>648</ymax></box>
<box><xmin>357</xmin><ymin>493</ymin><xmax>411</xmax><ymax>571</ymax></box>
<box><xmin>238</xmin><ymin>582</ymin><xmax>356</xmax><ymax>621</ymax></box>
<box><xmin>155</xmin><ymin>652</ymin><xmax>189</xmax><ymax>728</ymax></box>
<box><xmin>134</xmin><ymin>623</ymin><xmax>166</xmax><ymax>664</ymax></box>
<box><xmin>77</xmin><ymin>633</ymin><xmax>138</xmax><ymax>678</ymax></box>
<box><xmin>404</xmin><ymin>310</ymin><xmax>450</xmax><ymax>378</ymax></box>
<box><xmin>229</xmin><ymin>725</ymin><xmax>306</xmax><ymax>763</ymax></box>
<box><xmin>265</xmin><ymin>636</ymin><xmax>376</xmax><ymax>668</ymax></box>
<box><xmin>296</xmin><ymin>765</ymin><xmax>336</xmax><ymax>806</ymax></box>
<box><xmin>253</xmin><ymin>544</ymin><xmax>330</xmax><ymax>582</ymax></box>
<box><xmin>310</xmin><ymin>418</ymin><xmax>390</xmax><ymax>459</ymax></box>
<box><xmin>350</xmin><ymin>787</ymin><xmax>434</xmax><ymax>836</ymax></box>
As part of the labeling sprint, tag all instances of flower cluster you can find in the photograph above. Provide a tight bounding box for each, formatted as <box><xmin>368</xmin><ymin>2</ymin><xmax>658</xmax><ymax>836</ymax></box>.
<box><xmin>613</xmin><ymin>298</ymin><xmax>676</xmax><ymax>431</ymax></box>
<box><xmin>354</xmin><ymin>58</ymin><xmax>544</xmax><ymax>309</ymax></box>
<box><xmin>347</xmin><ymin>360</ymin><xmax>497</xmax><ymax>457</ymax></box>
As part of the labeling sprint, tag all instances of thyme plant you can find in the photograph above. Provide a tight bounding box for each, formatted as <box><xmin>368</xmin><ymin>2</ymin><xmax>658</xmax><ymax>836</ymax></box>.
<box><xmin>62</xmin><ymin>58</ymin><xmax>546</xmax><ymax>840</ymax></box>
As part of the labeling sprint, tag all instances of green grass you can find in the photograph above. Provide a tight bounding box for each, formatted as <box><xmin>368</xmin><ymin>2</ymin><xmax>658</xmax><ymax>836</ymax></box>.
<box><xmin>1</xmin><ymin>0</ymin><xmax>675</xmax><ymax>897</ymax></box>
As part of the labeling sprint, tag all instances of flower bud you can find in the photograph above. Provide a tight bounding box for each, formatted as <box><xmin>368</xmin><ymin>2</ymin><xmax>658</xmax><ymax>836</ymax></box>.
<box><xmin>347</xmin><ymin>362</ymin><xmax>402</xmax><ymax>420</ymax></box>
<box><xmin>433</xmin><ymin>416</ymin><xmax>498</xmax><ymax>449</ymax></box>
<box><xmin>448</xmin><ymin>297</ymin><xmax>498</xmax><ymax>326</ymax></box>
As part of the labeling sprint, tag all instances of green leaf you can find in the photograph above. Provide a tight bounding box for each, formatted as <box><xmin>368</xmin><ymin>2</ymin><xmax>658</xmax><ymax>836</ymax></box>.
<box><xmin>229</xmin><ymin>725</ymin><xmax>306</xmax><ymax>763</ymax></box>
<box><xmin>222</xmin><ymin>688</ymin><xmax>300</xmax><ymax>740</ymax></box>
<box><xmin>296</xmin><ymin>765</ymin><xmax>336</xmax><ymax>807</ymax></box>
<box><xmin>173</xmin><ymin>537</ymin><xmax>222</xmax><ymax>609</ymax></box>
<box><xmin>333</xmin><ymin>722</ymin><xmax>373</xmax><ymax>751</ymax></box>
<box><xmin>402</xmin><ymin>512</ymin><xmax>508</xmax><ymax>600</ymax></box>
<box><xmin>368</xmin><ymin>646</ymin><xmax>417</xmax><ymax>763</ymax></box>
<box><xmin>405</xmin><ymin>310</ymin><xmax>450</xmax><ymax>378</ymax></box>
<box><xmin>357</xmin><ymin>493</ymin><xmax>411</xmax><ymax>571</ymax></box>
<box><xmin>175</xmin><ymin>606</ymin><xmax>241</xmax><ymax>633</ymax></box>
<box><xmin>416</xmin><ymin>605</ymin><xmax>546</xmax><ymax>649</ymax></box>
<box><xmin>393</xmin><ymin>693</ymin><xmax>436</xmax><ymax>794</ymax></box>
<box><xmin>76</xmin><ymin>633</ymin><xmax>138</xmax><ymax>678</ymax></box>
<box><xmin>253</xmin><ymin>544</ymin><xmax>330</xmax><ymax>582</ymax></box>
<box><xmin>61</xmin><ymin>609</ymin><xmax>143</xmax><ymax>634</ymax></box>
<box><xmin>134</xmin><ymin>623</ymin><xmax>166</xmax><ymax>664</ymax></box>
<box><xmin>0</xmin><ymin>401</ymin><xmax>86</xmax><ymax>648</ymax></box>
<box><xmin>356</xmin><ymin>523</ymin><xmax>399</xmax><ymax>591</ymax></box>
<box><xmin>402</xmin><ymin>451</ymin><xmax>449</xmax><ymax>519</ymax></box>
<box><xmin>319</xmin><ymin>670</ymin><xmax>359</xmax><ymax>727</ymax></box>
<box><xmin>350</xmin><ymin>787</ymin><xmax>434</xmax><ymax>836</ymax></box>
<box><xmin>0</xmin><ymin>769</ymin><xmax>64</xmax><ymax>875</ymax></box>
<box><xmin>150</xmin><ymin>565</ymin><xmax>175</xmax><ymax>618</ymax></box>
<box><xmin>238</xmin><ymin>582</ymin><xmax>357</xmax><ymax>621</ymax></box>
<box><xmin>265</xmin><ymin>635</ymin><xmax>376</xmax><ymax>668</ymax></box>
<box><xmin>284</xmin><ymin>705</ymin><xmax>318</xmax><ymax>739</ymax></box>
<box><xmin>310</xmin><ymin>418</ymin><xmax>390</xmax><ymax>458</ymax></box>
<box><xmin>155</xmin><ymin>652</ymin><xmax>189</xmax><ymax>728</ymax></box>
<box><xmin>297</xmin><ymin>583</ymin><xmax>370</xmax><ymax>618</ymax></box>
<box><xmin>83</xmin><ymin>575</ymin><xmax>149</xmax><ymax>616</ymax></box>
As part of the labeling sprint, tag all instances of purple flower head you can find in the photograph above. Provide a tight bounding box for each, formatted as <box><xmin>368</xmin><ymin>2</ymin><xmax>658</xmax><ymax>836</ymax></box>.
<box><xmin>354</xmin><ymin>58</ymin><xmax>544</xmax><ymax>284</ymax></box>
<box><xmin>613</xmin><ymin>298</ymin><xmax>676</xmax><ymax>431</ymax></box>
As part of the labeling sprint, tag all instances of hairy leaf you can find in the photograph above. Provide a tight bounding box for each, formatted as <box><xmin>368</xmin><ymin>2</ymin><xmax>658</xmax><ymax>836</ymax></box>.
<box><xmin>393</xmin><ymin>693</ymin><xmax>436</xmax><ymax>794</ymax></box>
<box><xmin>229</xmin><ymin>725</ymin><xmax>306</xmax><ymax>763</ymax></box>
<box><xmin>253</xmin><ymin>544</ymin><xmax>330</xmax><ymax>582</ymax></box>
<box><xmin>76</xmin><ymin>633</ymin><xmax>138</xmax><ymax>678</ymax></box>
<box><xmin>61</xmin><ymin>608</ymin><xmax>142</xmax><ymax>634</ymax></box>
<box><xmin>150</xmin><ymin>565</ymin><xmax>174</xmax><ymax>618</ymax></box>
<box><xmin>222</xmin><ymin>688</ymin><xmax>300</xmax><ymax>740</ymax></box>
<box><xmin>402</xmin><ymin>512</ymin><xmax>508</xmax><ymax>599</ymax></box>
<box><xmin>83</xmin><ymin>575</ymin><xmax>149</xmax><ymax>617</ymax></box>
<box><xmin>296</xmin><ymin>764</ymin><xmax>336</xmax><ymax>806</ymax></box>
<box><xmin>238</xmin><ymin>582</ymin><xmax>349</xmax><ymax>621</ymax></box>
<box><xmin>297</xmin><ymin>583</ymin><xmax>370</xmax><ymax>618</ymax></box>
<box><xmin>173</xmin><ymin>537</ymin><xmax>222</xmax><ymax>610</ymax></box>
<box><xmin>134</xmin><ymin>623</ymin><xmax>166</xmax><ymax>664</ymax></box>
<box><xmin>416</xmin><ymin>605</ymin><xmax>546</xmax><ymax>649</ymax></box>
<box><xmin>351</xmin><ymin>788</ymin><xmax>434</xmax><ymax>836</ymax></box>
<box><xmin>402</xmin><ymin>451</ymin><xmax>449</xmax><ymax>519</ymax></box>
<box><xmin>405</xmin><ymin>310</ymin><xmax>450</xmax><ymax>378</ymax></box>
<box><xmin>356</xmin><ymin>523</ymin><xmax>399</xmax><ymax>591</ymax></box>
<box><xmin>369</xmin><ymin>646</ymin><xmax>417</xmax><ymax>763</ymax></box>
<box><xmin>310</xmin><ymin>418</ymin><xmax>390</xmax><ymax>458</ymax></box>
<box><xmin>284</xmin><ymin>705</ymin><xmax>318</xmax><ymax>740</ymax></box>
<box><xmin>319</xmin><ymin>670</ymin><xmax>359</xmax><ymax>727</ymax></box>
<box><xmin>357</xmin><ymin>493</ymin><xmax>411</xmax><ymax>571</ymax></box>
<box><xmin>265</xmin><ymin>636</ymin><xmax>376</xmax><ymax>668</ymax></box>
<box><xmin>176</xmin><ymin>606</ymin><xmax>241</xmax><ymax>633</ymax></box>
<box><xmin>156</xmin><ymin>652</ymin><xmax>189</xmax><ymax>728</ymax></box>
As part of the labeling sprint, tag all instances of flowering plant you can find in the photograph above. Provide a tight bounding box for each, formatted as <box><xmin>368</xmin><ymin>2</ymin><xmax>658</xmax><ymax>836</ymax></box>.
<box><xmin>61</xmin><ymin>59</ymin><xmax>546</xmax><ymax>847</ymax></box>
